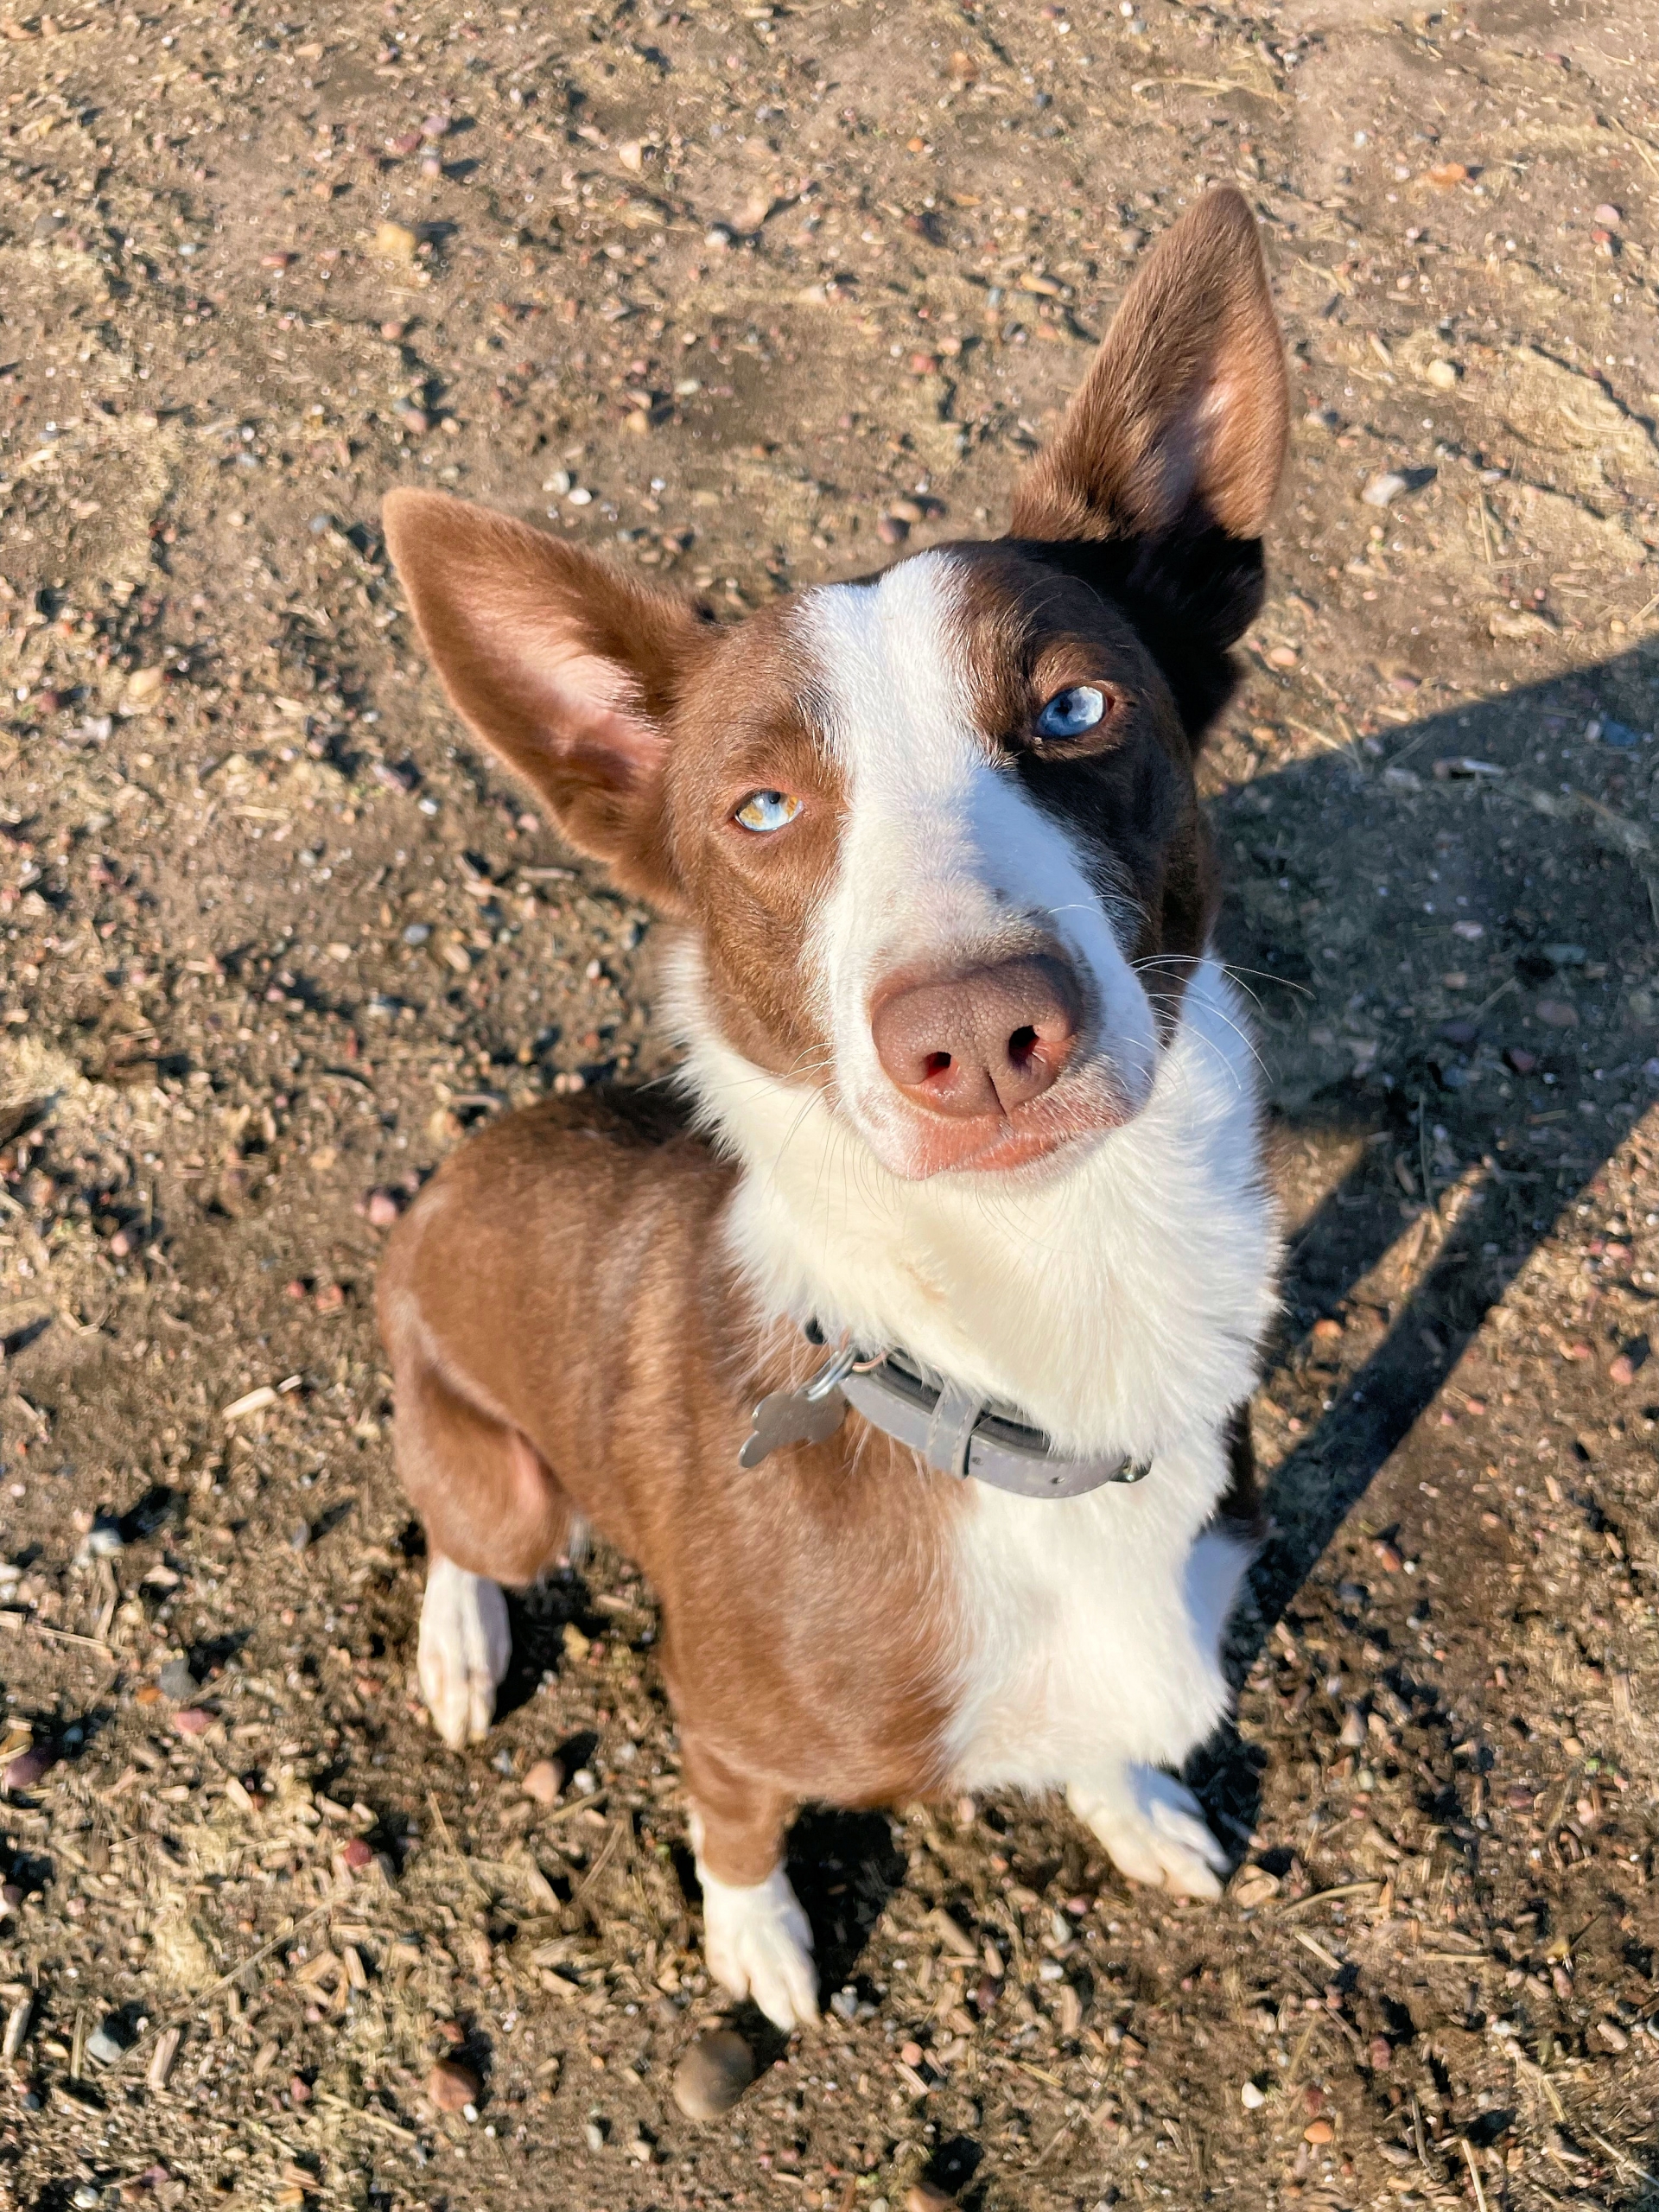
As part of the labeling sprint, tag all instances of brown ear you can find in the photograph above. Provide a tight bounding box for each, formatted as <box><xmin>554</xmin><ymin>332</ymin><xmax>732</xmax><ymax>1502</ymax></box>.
<box><xmin>382</xmin><ymin>489</ymin><xmax>706</xmax><ymax>905</ymax></box>
<box><xmin>1010</xmin><ymin>187</ymin><xmax>1287</xmax><ymax>546</ymax></box>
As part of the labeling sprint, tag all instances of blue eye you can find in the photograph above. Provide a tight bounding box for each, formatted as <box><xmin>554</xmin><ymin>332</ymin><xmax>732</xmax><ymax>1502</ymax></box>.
<box><xmin>734</xmin><ymin>789</ymin><xmax>804</xmax><ymax>833</ymax></box>
<box><xmin>1035</xmin><ymin>684</ymin><xmax>1108</xmax><ymax>740</ymax></box>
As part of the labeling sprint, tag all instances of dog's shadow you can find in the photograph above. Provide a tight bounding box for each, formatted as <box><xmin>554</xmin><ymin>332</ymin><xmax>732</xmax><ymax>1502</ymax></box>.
<box><xmin>789</xmin><ymin>643</ymin><xmax>1657</xmax><ymax>1942</ymax></box>
<box><xmin>1191</xmin><ymin>643</ymin><xmax>1655</xmax><ymax>1845</ymax></box>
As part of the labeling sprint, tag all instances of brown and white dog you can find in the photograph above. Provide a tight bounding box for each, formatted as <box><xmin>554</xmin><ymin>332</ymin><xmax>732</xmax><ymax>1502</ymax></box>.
<box><xmin>378</xmin><ymin>188</ymin><xmax>1289</xmax><ymax>2031</ymax></box>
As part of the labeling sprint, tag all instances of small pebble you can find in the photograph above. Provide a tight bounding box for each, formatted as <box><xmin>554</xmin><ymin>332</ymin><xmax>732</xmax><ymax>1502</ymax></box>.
<box><xmin>671</xmin><ymin>2030</ymin><xmax>754</xmax><ymax>2120</ymax></box>
<box><xmin>877</xmin><ymin>514</ymin><xmax>910</xmax><ymax>546</ymax></box>
<box><xmin>906</xmin><ymin>2186</ymin><xmax>956</xmax><ymax>2212</ymax></box>
<box><xmin>1593</xmin><ymin>203</ymin><xmax>1622</xmax><ymax>229</ymax></box>
<box><xmin>1609</xmin><ymin>1353</ymin><xmax>1638</xmax><ymax>1388</ymax></box>
<box><xmin>375</xmin><ymin>220</ymin><xmax>420</xmax><ymax>262</ymax></box>
<box><xmin>173</xmin><ymin>1707</ymin><xmax>213</xmax><ymax>1738</ymax></box>
<box><xmin>365</xmin><ymin>1189</ymin><xmax>402</xmax><ymax>1228</ymax></box>
<box><xmin>1304</xmin><ymin>2117</ymin><xmax>1335</xmax><ymax>2145</ymax></box>
<box><xmin>85</xmin><ymin>1516</ymin><xmax>125</xmax><ymax>1559</ymax></box>
<box><xmin>3</xmin><ymin>1745</ymin><xmax>57</xmax><ymax>1792</ymax></box>
<box><xmin>1423</xmin><ymin>358</ymin><xmax>1460</xmax><ymax>391</ymax></box>
<box><xmin>1241</xmin><ymin>2080</ymin><xmax>1267</xmax><ymax>2109</ymax></box>
<box><xmin>522</xmin><ymin>1758</ymin><xmax>564</xmax><ymax>1807</ymax></box>
<box><xmin>341</xmin><ymin>1836</ymin><xmax>375</xmax><ymax>1871</ymax></box>
<box><xmin>1361</xmin><ymin>472</ymin><xmax>1408</xmax><ymax>508</ymax></box>
<box><xmin>1230</xmin><ymin>1866</ymin><xmax>1280</xmax><ymax>1909</ymax></box>
<box><xmin>86</xmin><ymin>2020</ymin><xmax>129</xmax><ymax>2067</ymax></box>
<box><xmin>427</xmin><ymin>2057</ymin><xmax>481</xmax><ymax>2113</ymax></box>
<box><xmin>157</xmin><ymin>1657</ymin><xmax>198</xmax><ymax>1700</ymax></box>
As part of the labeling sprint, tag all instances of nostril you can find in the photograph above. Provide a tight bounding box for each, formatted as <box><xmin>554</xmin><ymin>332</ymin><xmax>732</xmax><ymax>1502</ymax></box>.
<box><xmin>1007</xmin><ymin>1024</ymin><xmax>1039</xmax><ymax>1068</ymax></box>
<box><xmin>922</xmin><ymin>1051</ymin><xmax>953</xmax><ymax>1078</ymax></box>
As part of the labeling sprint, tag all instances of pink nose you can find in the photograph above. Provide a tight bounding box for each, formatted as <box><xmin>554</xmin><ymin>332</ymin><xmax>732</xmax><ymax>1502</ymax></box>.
<box><xmin>871</xmin><ymin>956</ymin><xmax>1082</xmax><ymax>1119</ymax></box>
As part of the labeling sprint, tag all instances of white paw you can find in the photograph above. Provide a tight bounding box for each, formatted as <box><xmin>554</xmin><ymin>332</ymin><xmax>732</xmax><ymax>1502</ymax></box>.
<box><xmin>697</xmin><ymin>1862</ymin><xmax>819</xmax><ymax>2032</ymax></box>
<box><xmin>1068</xmin><ymin>1766</ymin><xmax>1229</xmax><ymax>1900</ymax></box>
<box><xmin>417</xmin><ymin>1556</ymin><xmax>511</xmax><ymax>1750</ymax></box>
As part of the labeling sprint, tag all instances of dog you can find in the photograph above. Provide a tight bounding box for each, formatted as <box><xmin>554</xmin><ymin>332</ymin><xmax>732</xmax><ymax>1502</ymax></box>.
<box><xmin>377</xmin><ymin>186</ymin><xmax>1288</xmax><ymax>2032</ymax></box>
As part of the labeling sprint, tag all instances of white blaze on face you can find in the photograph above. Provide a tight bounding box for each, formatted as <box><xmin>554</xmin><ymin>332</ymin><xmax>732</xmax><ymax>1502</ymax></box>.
<box><xmin>794</xmin><ymin>550</ymin><xmax>1160</xmax><ymax>1174</ymax></box>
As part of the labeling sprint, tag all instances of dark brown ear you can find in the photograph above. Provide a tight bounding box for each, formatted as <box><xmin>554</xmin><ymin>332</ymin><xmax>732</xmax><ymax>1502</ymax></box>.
<box><xmin>1010</xmin><ymin>187</ymin><xmax>1287</xmax><ymax>546</ymax></box>
<box><xmin>382</xmin><ymin>489</ymin><xmax>707</xmax><ymax>906</ymax></box>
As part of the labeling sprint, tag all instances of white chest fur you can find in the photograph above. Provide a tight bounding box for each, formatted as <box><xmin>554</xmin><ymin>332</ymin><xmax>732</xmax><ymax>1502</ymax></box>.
<box><xmin>689</xmin><ymin>952</ymin><xmax>1277</xmax><ymax>1454</ymax></box>
<box><xmin>683</xmin><ymin>950</ymin><xmax>1278</xmax><ymax>1792</ymax></box>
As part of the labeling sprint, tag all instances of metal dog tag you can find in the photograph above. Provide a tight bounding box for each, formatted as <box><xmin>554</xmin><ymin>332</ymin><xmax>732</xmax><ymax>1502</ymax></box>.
<box><xmin>738</xmin><ymin>1342</ymin><xmax>858</xmax><ymax>1469</ymax></box>
<box><xmin>738</xmin><ymin>1382</ymin><xmax>849</xmax><ymax>1469</ymax></box>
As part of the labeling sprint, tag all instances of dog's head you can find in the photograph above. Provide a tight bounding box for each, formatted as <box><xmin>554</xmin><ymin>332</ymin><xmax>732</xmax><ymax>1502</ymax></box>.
<box><xmin>385</xmin><ymin>188</ymin><xmax>1287</xmax><ymax>1181</ymax></box>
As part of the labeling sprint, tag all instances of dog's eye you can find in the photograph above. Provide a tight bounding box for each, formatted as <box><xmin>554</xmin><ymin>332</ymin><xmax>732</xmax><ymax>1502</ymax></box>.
<box><xmin>1035</xmin><ymin>685</ymin><xmax>1108</xmax><ymax>741</ymax></box>
<box><xmin>734</xmin><ymin>789</ymin><xmax>804</xmax><ymax>834</ymax></box>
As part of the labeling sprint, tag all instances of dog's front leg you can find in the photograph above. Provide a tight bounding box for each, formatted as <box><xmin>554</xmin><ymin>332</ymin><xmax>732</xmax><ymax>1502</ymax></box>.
<box><xmin>1066</xmin><ymin>1763</ymin><xmax>1229</xmax><ymax>1899</ymax></box>
<box><xmin>417</xmin><ymin>1554</ymin><xmax>512</xmax><ymax>1749</ymax></box>
<box><xmin>683</xmin><ymin>1736</ymin><xmax>818</xmax><ymax>2032</ymax></box>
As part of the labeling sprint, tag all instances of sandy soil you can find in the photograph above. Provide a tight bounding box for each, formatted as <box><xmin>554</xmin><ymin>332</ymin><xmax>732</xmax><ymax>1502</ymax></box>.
<box><xmin>3</xmin><ymin>2</ymin><xmax>1658</xmax><ymax>2209</ymax></box>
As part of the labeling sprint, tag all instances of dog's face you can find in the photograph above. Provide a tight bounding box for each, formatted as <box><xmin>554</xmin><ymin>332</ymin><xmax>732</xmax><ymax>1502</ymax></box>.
<box><xmin>385</xmin><ymin>188</ymin><xmax>1288</xmax><ymax>1181</ymax></box>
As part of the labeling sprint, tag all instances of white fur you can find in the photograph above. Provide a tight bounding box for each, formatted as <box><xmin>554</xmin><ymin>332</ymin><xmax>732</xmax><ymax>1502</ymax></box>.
<box><xmin>798</xmin><ymin>552</ymin><xmax>1160</xmax><ymax>1178</ymax></box>
<box><xmin>418</xmin><ymin>1554</ymin><xmax>512</xmax><ymax>1751</ymax></box>
<box><xmin>691</xmin><ymin>1815</ymin><xmax>819</xmax><ymax>2030</ymax></box>
<box><xmin>670</xmin><ymin>552</ymin><xmax>1279</xmax><ymax>1894</ymax></box>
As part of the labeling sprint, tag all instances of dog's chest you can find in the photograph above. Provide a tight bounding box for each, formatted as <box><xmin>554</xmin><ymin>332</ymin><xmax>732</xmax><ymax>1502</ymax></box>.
<box><xmin>715</xmin><ymin>960</ymin><xmax>1280</xmax><ymax>1461</ymax></box>
<box><xmin>938</xmin><ymin>1424</ymin><xmax>1246</xmax><ymax>1789</ymax></box>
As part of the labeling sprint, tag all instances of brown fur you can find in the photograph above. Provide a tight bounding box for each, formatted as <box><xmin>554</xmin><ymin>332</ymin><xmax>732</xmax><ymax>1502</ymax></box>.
<box><xmin>378</xmin><ymin>1096</ymin><xmax>965</xmax><ymax>1883</ymax></box>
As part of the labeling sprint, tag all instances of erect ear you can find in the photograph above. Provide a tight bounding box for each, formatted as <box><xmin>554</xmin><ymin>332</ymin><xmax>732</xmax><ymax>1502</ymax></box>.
<box><xmin>382</xmin><ymin>489</ymin><xmax>708</xmax><ymax>906</ymax></box>
<box><xmin>1010</xmin><ymin>187</ymin><xmax>1288</xmax><ymax>550</ymax></box>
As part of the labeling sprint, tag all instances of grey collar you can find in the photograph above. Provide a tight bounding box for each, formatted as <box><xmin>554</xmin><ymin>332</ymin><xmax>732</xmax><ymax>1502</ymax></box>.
<box><xmin>738</xmin><ymin>1324</ymin><xmax>1150</xmax><ymax>1499</ymax></box>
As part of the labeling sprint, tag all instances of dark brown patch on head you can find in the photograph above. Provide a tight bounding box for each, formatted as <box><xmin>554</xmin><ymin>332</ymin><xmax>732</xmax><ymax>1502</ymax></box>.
<box><xmin>1007</xmin><ymin>186</ymin><xmax>1289</xmax><ymax>744</ymax></box>
<box><xmin>943</xmin><ymin>543</ymin><xmax>1221</xmax><ymax>1038</ymax></box>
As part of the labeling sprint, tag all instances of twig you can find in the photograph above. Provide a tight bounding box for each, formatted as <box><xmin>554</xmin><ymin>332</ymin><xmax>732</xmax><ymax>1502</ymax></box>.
<box><xmin>542</xmin><ymin>1787</ymin><xmax>610</xmax><ymax>1826</ymax></box>
<box><xmin>1277</xmin><ymin>1880</ymin><xmax>1380</xmax><ymax>1919</ymax></box>
<box><xmin>317</xmin><ymin>2088</ymin><xmax>420</xmax><ymax>2142</ymax></box>
<box><xmin>1476</xmin><ymin>496</ymin><xmax>1496</xmax><ymax>566</ymax></box>
<box><xmin>1461</xmin><ymin>2135</ymin><xmax>1489</xmax><ymax>2212</ymax></box>
<box><xmin>569</xmin><ymin>1820</ymin><xmax>623</xmax><ymax>1908</ymax></box>
<box><xmin>1586</xmin><ymin>2128</ymin><xmax>1659</xmax><ymax>2188</ymax></box>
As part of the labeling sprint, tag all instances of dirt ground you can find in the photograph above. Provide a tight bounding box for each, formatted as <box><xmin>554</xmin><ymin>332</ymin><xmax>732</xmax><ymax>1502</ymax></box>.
<box><xmin>2</xmin><ymin>0</ymin><xmax>1659</xmax><ymax>2207</ymax></box>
